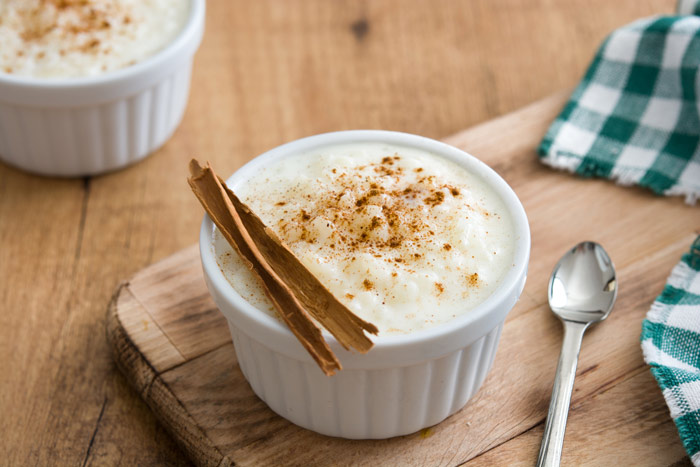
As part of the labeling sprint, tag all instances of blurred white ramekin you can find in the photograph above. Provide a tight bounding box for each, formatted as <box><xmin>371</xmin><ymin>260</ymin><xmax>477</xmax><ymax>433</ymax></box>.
<box><xmin>199</xmin><ymin>130</ymin><xmax>530</xmax><ymax>439</ymax></box>
<box><xmin>0</xmin><ymin>0</ymin><xmax>205</xmax><ymax>177</ymax></box>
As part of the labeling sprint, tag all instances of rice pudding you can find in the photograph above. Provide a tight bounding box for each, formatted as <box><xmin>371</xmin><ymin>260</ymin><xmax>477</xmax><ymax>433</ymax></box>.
<box><xmin>0</xmin><ymin>0</ymin><xmax>189</xmax><ymax>78</ymax></box>
<box><xmin>214</xmin><ymin>142</ymin><xmax>515</xmax><ymax>335</ymax></box>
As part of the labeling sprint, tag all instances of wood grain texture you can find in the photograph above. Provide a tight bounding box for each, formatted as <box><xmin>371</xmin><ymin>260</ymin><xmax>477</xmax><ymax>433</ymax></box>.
<box><xmin>0</xmin><ymin>0</ymin><xmax>681</xmax><ymax>465</ymax></box>
<box><xmin>108</xmin><ymin>94</ymin><xmax>699</xmax><ymax>466</ymax></box>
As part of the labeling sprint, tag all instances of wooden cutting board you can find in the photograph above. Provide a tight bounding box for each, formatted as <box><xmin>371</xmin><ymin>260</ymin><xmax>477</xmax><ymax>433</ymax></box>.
<box><xmin>106</xmin><ymin>92</ymin><xmax>699</xmax><ymax>467</ymax></box>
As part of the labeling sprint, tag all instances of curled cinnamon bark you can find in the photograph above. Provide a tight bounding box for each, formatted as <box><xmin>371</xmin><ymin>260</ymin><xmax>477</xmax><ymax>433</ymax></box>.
<box><xmin>189</xmin><ymin>159</ymin><xmax>377</xmax><ymax>375</ymax></box>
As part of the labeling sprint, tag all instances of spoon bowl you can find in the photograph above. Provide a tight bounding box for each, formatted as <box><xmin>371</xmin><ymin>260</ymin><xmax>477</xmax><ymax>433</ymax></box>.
<box><xmin>548</xmin><ymin>241</ymin><xmax>617</xmax><ymax>323</ymax></box>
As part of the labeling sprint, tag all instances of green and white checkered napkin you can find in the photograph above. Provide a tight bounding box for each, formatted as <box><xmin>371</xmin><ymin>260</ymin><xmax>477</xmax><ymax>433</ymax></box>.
<box><xmin>539</xmin><ymin>2</ymin><xmax>700</xmax><ymax>203</ymax></box>
<box><xmin>642</xmin><ymin>237</ymin><xmax>700</xmax><ymax>464</ymax></box>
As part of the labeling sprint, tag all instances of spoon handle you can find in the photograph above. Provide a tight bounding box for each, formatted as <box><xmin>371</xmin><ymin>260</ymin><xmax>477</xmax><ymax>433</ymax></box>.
<box><xmin>536</xmin><ymin>320</ymin><xmax>588</xmax><ymax>467</ymax></box>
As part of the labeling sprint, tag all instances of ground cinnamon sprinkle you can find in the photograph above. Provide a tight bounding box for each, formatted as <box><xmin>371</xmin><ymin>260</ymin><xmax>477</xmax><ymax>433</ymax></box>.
<box><xmin>1</xmin><ymin>0</ymin><xmax>188</xmax><ymax>78</ymax></box>
<box><xmin>215</xmin><ymin>144</ymin><xmax>516</xmax><ymax>335</ymax></box>
<box><xmin>81</xmin><ymin>38</ymin><xmax>100</xmax><ymax>51</ymax></box>
<box><xmin>274</xmin><ymin>155</ymin><xmax>468</xmax><ymax>264</ymax></box>
<box><xmin>243</xmin><ymin>148</ymin><xmax>512</xmax><ymax>322</ymax></box>
<box><xmin>18</xmin><ymin>0</ymin><xmax>122</xmax><ymax>46</ymax></box>
<box><xmin>424</xmin><ymin>191</ymin><xmax>445</xmax><ymax>206</ymax></box>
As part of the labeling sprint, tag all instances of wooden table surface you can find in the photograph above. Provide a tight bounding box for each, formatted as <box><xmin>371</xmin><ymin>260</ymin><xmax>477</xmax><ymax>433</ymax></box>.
<box><xmin>0</xmin><ymin>1</ymin><xmax>679</xmax><ymax>465</ymax></box>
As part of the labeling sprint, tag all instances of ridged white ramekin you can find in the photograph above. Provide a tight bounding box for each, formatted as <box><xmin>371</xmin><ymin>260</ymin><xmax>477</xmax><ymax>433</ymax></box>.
<box><xmin>0</xmin><ymin>0</ymin><xmax>205</xmax><ymax>177</ymax></box>
<box><xmin>199</xmin><ymin>130</ymin><xmax>530</xmax><ymax>439</ymax></box>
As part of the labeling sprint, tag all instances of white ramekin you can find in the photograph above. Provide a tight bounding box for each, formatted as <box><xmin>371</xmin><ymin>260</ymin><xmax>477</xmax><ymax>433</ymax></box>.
<box><xmin>199</xmin><ymin>130</ymin><xmax>530</xmax><ymax>439</ymax></box>
<box><xmin>0</xmin><ymin>0</ymin><xmax>205</xmax><ymax>177</ymax></box>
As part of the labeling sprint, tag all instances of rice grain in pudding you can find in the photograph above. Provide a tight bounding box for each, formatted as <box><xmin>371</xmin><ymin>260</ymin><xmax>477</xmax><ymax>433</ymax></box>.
<box><xmin>214</xmin><ymin>143</ymin><xmax>515</xmax><ymax>335</ymax></box>
<box><xmin>0</xmin><ymin>0</ymin><xmax>189</xmax><ymax>78</ymax></box>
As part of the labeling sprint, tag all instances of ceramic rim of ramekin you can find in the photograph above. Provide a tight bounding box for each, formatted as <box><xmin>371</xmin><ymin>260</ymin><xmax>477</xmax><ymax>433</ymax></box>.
<box><xmin>0</xmin><ymin>0</ymin><xmax>205</xmax><ymax>107</ymax></box>
<box><xmin>200</xmin><ymin>130</ymin><xmax>530</xmax><ymax>369</ymax></box>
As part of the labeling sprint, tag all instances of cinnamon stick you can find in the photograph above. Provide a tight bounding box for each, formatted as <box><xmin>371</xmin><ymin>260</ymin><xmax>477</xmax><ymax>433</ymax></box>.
<box><xmin>188</xmin><ymin>159</ymin><xmax>378</xmax><ymax>374</ymax></box>
<box><xmin>188</xmin><ymin>160</ymin><xmax>340</xmax><ymax>375</ymax></box>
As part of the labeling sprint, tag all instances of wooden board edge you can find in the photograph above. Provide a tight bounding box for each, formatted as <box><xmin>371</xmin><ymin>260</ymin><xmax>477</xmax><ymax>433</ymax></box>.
<box><xmin>114</xmin><ymin>283</ymin><xmax>188</xmax><ymax>371</ymax></box>
<box><xmin>106</xmin><ymin>282</ymin><xmax>233</xmax><ymax>467</ymax></box>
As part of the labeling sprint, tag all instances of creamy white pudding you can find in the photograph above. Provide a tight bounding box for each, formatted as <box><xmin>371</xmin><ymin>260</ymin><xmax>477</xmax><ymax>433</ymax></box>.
<box><xmin>214</xmin><ymin>142</ymin><xmax>515</xmax><ymax>335</ymax></box>
<box><xmin>0</xmin><ymin>0</ymin><xmax>189</xmax><ymax>78</ymax></box>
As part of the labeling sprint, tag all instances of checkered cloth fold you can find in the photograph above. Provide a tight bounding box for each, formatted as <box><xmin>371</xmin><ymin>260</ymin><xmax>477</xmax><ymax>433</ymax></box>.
<box><xmin>539</xmin><ymin>3</ymin><xmax>700</xmax><ymax>203</ymax></box>
<box><xmin>642</xmin><ymin>236</ymin><xmax>700</xmax><ymax>465</ymax></box>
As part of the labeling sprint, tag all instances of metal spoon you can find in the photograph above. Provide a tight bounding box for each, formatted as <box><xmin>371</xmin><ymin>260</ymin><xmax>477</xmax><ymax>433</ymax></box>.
<box><xmin>536</xmin><ymin>241</ymin><xmax>617</xmax><ymax>467</ymax></box>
